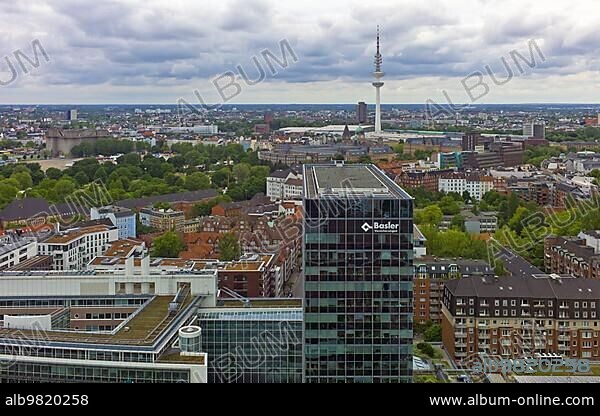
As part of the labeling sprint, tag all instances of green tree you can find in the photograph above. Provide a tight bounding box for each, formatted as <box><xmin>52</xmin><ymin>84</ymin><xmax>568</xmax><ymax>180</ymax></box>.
<box><xmin>494</xmin><ymin>259</ymin><xmax>507</xmax><ymax>276</ymax></box>
<box><xmin>11</xmin><ymin>171</ymin><xmax>33</xmax><ymax>190</ymax></box>
<box><xmin>450</xmin><ymin>214</ymin><xmax>465</xmax><ymax>231</ymax></box>
<box><xmin>416</xmin><ymin>342</ymin><xmax>435</xmax><ymax>358</ymax></box>
<box><xmin>212</xmin><ymin>167</ymin><xmax>232</xmax><ymax>188</ymax></box>
<box><xmin>415</xmin><ymin>205</ymin><xmax>443</xmax><ymax>226</ymax></box>
<box><xmin>0</xmin><ymin>183</ymin><xmax>19</xmax><ymax>208</ymax></box>
<box><xmin>74</xmin><ymin>171</ymin><xmax>90</xmax><ymax>186</ymax></box>
<box><xmin>424</xmin><ymin>324</ymin><xmax>442</xmax><ymax>342</ymax></box>
<box><xmin>153</xmin><ymin>202</ymin><xmax>171</xmax><ymax>210</ymax></box>
<box><xmin>46</xmin><ymin>167</ymin><xmax>63</xmax><ymax>180</ymax></box>
<box><xmin>151</xmin><ymin>231</ymin><xmax>186</xmax><ymax>257</ymax></box>
<box><xmin>185</xmin><ymin>172</ymin><xmax>210</xmax><ymax>191</ymax></box>
<box><xmin>52</xmin><ymin>179</ymin><xmax>76</xmax><ymax>202</ymax></box>
<box><xmin>232</xmin><ymin>163</ymin><xmax>251</xmax><ymax>183</ymax></box>
<box><xmin>218</xmin><ymin>232</ymin><xmax>241</xmax><ymax>261</ymax></box>
<box><xmin>438</xmin><ymin>195</ymin><xmax>461</xmax><ymax>215</ymax></box>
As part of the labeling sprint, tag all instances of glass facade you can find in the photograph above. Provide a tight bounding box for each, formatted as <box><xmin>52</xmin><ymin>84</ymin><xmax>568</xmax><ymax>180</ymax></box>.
<box><xmin>0</xmin><ymin>362</ymin><xmax>190</xmax><ymax>383</ymax></box>
<box><xmin>198</xmin><ymin>309</ymin><xmax>303</xmax><ymax>383</ymax></box>
<box><xmin>303</xmin><ymin>193</ymin><xmax>414</xmax><ymax>382</ymax></box>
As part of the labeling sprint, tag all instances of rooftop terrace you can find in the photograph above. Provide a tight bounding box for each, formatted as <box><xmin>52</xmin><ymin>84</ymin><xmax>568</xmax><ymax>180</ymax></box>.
<box><xmin>0</xmin><ymin>294</ymin><xmax>195</xmax><ymax>346</ymax></box>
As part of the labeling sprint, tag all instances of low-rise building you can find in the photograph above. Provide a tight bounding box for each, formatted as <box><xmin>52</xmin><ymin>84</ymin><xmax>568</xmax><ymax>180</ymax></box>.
<box><xmin>90</xmin><ymin>205</ymin><xmax>137</xmax><ymax>238</ymax></box>
<box><xmin>0</xmin><ymin>265</ymin><xmax>217</xmax><ymax>383</ymax></box>
<box><xmin>139</xmin><ymin>207</ymin><xmax>185</xmax><ymax>232</ymax></box>
<box><xmin>440</xmin><ymin>210</ymin><xmax>498</xmax><ymax>234</ymax></box>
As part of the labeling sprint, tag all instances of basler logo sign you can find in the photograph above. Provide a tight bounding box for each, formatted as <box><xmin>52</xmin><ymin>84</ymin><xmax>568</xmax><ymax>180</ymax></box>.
<box><xmin>361</xmin><ymin>221</ymin><xmax>399</xmax><ymax>233</ymax></box>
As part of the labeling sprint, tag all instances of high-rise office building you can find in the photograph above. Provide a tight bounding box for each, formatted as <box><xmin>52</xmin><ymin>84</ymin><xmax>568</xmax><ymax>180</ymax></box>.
<box><xmin>357</xmin><ymin>101</ymin><xmax>368</xmax><ymax>124</ymax></box>
<box><xmin>66</xmin><ymin>109</ymin><xmax>78</xmax><ymax>121</ymax></box>
<box><xmin>303</xmin><ymin>163</ymin><xmax>414</xmax><ymax>383</ymax></box>
<box><xmin>523</xmin><ymin>121</ymin><xmax>545</xmax><ymax>139</ymax></box>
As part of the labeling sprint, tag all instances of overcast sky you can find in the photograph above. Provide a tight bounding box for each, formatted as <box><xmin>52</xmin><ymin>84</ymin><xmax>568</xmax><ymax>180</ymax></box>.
<box><xmin>1</xmin><ymin>0</ymin><xmax>599</xmax><ymax>104</ymax></box>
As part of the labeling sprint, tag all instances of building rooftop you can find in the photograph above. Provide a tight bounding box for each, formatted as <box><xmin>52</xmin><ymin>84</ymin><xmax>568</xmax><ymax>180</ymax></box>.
<box><xmin>495</xmin><ymin>246</ymin><xmax>545</xmax><ymax>277</ymax></box>
<box><xmin>216</xmin><ymin>298</ymin><xmax>302</xmax><ymax>308</ymax></box>
<box><xmin>444</xmin><ymin>274</ymin><xmax>600</xmax><ymax>300</ymax></box>
<box><xmin>96</xmin><ymin>205</ymin><xmax>135</xmax><ymax>218</ymax></box>
<box><xmin>0</xmin><ymin>237</ymin><xmax>35</xmax><ymax>256</ymax></box>
<box><xmin>304</xmin><ymin>163</ymin><xmax>412</xmax><ymax>199</ymax></box>
<box><xmin>103</xmin><ymin>239</ymin><xmax>144</xmax><ymax>257</ymax></box>
<box><xmin>43</xmin><ymin>224</ymin><xmax>114</xmax><ymax>244</ymax></box>
<box><xmin>0</xmin><ymin>294</ymin><xmax>197</xmax><ymax>346</ymax></box>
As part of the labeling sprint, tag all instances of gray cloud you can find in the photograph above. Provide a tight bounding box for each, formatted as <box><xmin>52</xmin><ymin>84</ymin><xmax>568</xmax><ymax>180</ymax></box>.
<box><xmin>0</xmin><ymin>0</ymin><xmax>599</xmax><ymax>103</ymax></box>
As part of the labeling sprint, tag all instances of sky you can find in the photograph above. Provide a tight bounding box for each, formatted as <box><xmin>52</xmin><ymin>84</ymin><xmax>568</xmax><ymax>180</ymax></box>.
<box><xmin>1</xmin><ymin>0</ymin><xmax>600</xmax><ymax>104</ymax></box>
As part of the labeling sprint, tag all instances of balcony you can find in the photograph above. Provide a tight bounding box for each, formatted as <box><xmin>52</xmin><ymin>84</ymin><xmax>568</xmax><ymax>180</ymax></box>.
<box><xmin>534</xmin><ymin>303</ymin><xmax>545</xmax><ymax>308</ymax></box>
<box><xmin>558</xmin><ymin>344</ymin><xmax>570</xmax><ymax>351</ymax></box>
<box><xmin>558</xmin><ymin>335</ymin><xmax>570</xmax><ymax>342</ymax></box>
<box><xmin>478</xmin><ymin>333</ymin><xmax>490</xmax><ymax>340</ymax></box>
<box><xmin>455</xmin><ymin>322</ymin><xmax>466</xmax><ymax>329</ymax></box>
<box><xmin>455</xmin><ymin>331</ymin><xmax>467</xmax><ymax>338</ymax></box>
<box><xmin>559</xmin><ymin>304</ymin><xmax>569</xmax><ymax>309</ymax></box>
<box><xmin>455</xmin><ymin>351</ymin><xmax>467</xmax><ymax>358</ymax></box>
<box><xmin>456</xmin><ymin>341</ymin><xmax>467</xmax><ymax>348</ymax></box>
<box><xmin>500</xmin><ymin>340</ymin><xmax>512</xmax><ymax>346</ymax></box>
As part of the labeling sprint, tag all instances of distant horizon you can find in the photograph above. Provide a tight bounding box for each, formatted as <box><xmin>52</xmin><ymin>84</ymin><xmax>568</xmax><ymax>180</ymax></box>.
<box><xmin>3</xmin><ymin>103</ymin><xmax>600</xmax><ymax>107</ymax></box>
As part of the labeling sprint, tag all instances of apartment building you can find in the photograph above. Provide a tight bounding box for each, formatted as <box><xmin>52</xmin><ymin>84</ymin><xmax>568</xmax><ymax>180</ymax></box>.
<box><xmin>38</xmin><ymin>223</ymin><xmax>119</xmax><ymax>270</ymax></box>
<box><xmin>442</xmin><ymin>275</ymin><xmax>600</xmax><ymax>363</ymax></box>
<box><xmin>266</xmin><ymin>168</ymin><xmax>303</xmax><ymax>200</ymax></box>
<box><xmin>414</xmin><ymin>258</ymin><xmax>493</xmax><ymax>325</ymax></box>
<box><xmin>395</xmin><ymin>169</ymin><xmax>453</xmax><ymax>193</ymax></box>
<box><xmin>90</xmin><ymin>205</ymin><xmax>137</xmax><ymax>238</ymax></box>
<box><xmin>545</xmin><ymin>231</ymin><xmax>600</xmax><ymax>279</ymax></box>
<box><xmin>439</xmin><ymin>172</ymin><xmax>494</xmax><ymax>200</ymax></box>
<box><xmin>139</xmin><ymin>207</ymin><xmax>185</xmax><ymax>232</ymax></box>
<box><xmin>0</xmin><ymin>236</ymin><xmax>38</xmax><ymax>270</ymax></box>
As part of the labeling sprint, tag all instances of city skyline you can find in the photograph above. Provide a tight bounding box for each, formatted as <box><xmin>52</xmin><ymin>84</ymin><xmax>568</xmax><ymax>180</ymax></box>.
<box><xmin>1</xmin><ymin>0</ymin><xmax>600</xmax><ymax>104</ymax></box>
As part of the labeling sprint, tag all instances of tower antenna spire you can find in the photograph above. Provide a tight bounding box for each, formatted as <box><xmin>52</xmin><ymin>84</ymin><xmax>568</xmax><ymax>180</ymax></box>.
<box><xmin>372</xmin><ymin>25</ymin><xmax>385</xmax><ymax>134</ymax></box>
<box><xmin>374</xmin><ymin>25</ymin><xmax>382</xmax><ymax>72</ymax></box>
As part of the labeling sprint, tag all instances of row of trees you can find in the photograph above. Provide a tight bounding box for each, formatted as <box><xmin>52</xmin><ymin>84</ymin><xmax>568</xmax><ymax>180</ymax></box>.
<box><xmin>0</xmin><ymin>142</ymin><xmax>275</xmax><ymax>209</ymax></box>
<box><xmin>151</xmin><ymin>231</ymin><xmax>240</xmax><ymax>261</ymax></box>
<box><xmin>71</xmin><ymin>139</ymin><xmax>150</xmax><ymax>157</ymax></box>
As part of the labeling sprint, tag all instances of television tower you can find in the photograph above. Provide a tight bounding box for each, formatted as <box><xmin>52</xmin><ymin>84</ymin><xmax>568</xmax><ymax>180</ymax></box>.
<box><xmin>372</xmin><ymin>26</ymin><xmax>384</xmax><ymax>134</ymax></box>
